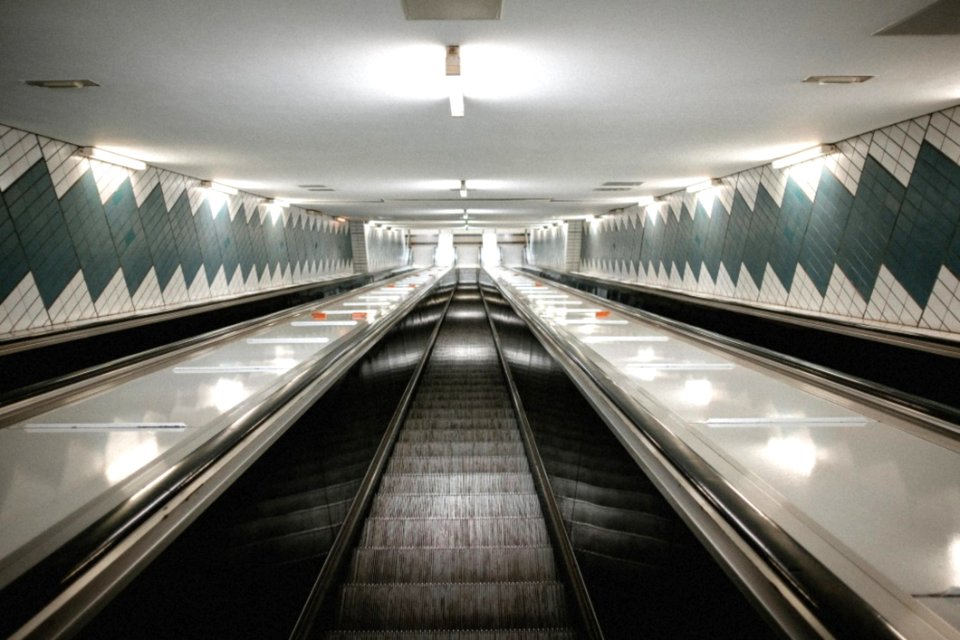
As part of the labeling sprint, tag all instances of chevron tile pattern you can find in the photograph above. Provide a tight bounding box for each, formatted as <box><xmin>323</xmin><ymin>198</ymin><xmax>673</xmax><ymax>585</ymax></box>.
<box><xmin>0</xmin><ymin>124</ymin><xmax>355</xmax><ymax>339</ymax></box>
<box><xmin>540</xmin><ymin>104</ymin><xmax>960</xmax><ymax>339</ymax></box>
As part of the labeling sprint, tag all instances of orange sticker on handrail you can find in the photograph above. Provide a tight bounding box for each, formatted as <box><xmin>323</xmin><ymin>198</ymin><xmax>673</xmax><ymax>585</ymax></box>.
<box><xmin>595</xmin><ymin>310</ymin><xmax>611</xmax><ymax>318</ymax></box>
<box><xmin>352</xmin><ymin>312</ymin><xmax>368</xmax><ymax>320</ymax></box>
<box><xmin>311</xmin><ymin>311</ymin><xmax>327</xmax><ymax>320</ymax></box>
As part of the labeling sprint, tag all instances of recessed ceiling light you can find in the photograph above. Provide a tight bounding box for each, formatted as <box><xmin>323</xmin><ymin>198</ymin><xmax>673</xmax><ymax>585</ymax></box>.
<box><xmin>803</xmin><ymin>75</ymin><xmax>873</xmax><ymax>85</ymax></box>
<box><xmin>75</xmin><ymin>147</ymin><xmax>146</xmax><ymax>171</ymax></box>
<box><xmin>770</xmin><ymin>144</ymin><xmax>838</xmax><ymax>169</ymax></box>
<box><xmin>25</xmin><ymin>79</ymin><xmax>100</xmax><ymax>89</ymax></box>
<box><xmin>686</xmin><ymin>178</ymin><xmax>723</xmax><ymax>194</ymax></box>
<box><xmin>200</xmin><ymin>180</ymin><xmax>238</xmax><ymax>195</ymax></box>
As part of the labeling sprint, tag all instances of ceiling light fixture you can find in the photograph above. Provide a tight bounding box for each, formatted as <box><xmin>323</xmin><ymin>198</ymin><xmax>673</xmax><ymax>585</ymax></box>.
<box><xmin>262</xmin><ymin>198</ymin><xmax>289</xmax><ymax>208</ymax></box>
<box><xmin>200</xmin><ymin>180</ymin><xmax>238</xmax><ymax>196</ymax></box>
<box><xmin>26</xmin><ymin>79</ymin><xmax>99</xmax><ymax>89</ymax></box>
<box><xmin>771</xmin><ymin>144</ymin><xmax>839</xmax><ymax>169</ymax></box>
<box><xmin>803</xmin><ymin>75</ymin><xmax>873</xmax><ymax>85</ymax></box>
<box><xmin>459</xmin><ymin>179</ymin><xmax>468</xmax><ymax>198</ymax></box>
<box><xmin>76</xmin><ymin>147</ymin><xmax>146</xmax><ymax>171</ymax></box>
<box><xmin>686</xmin><ymin>178</ymin><xmax>723</xmax><ymax>194</ymax></box>
<box><xmin>446</xmin><ymin>45</ymin><xmax>464</xmax><ymax>117</ymax></box>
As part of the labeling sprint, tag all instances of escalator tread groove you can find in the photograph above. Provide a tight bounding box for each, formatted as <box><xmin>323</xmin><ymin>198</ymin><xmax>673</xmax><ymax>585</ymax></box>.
<box><xmin>331</xmin><ymin>287</ymin><xmax>573</xmax><ymax>634</ymax></box>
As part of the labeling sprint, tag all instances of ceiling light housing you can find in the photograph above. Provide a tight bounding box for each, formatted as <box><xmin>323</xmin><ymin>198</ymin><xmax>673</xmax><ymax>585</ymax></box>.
<box><xmin>76</xmin><ymin>147</ymin><xmax>146</xmax><ymax>171</ymax></box>
<box><xmin>771</xmin><ymin>144</ymin><xmax>839</xmax><ymax>169</ymax></box>
<box><xmin>803</xmin><ymin>75</ymin><xmax>873</xmax><ymax>85</ymax></box>
<box><xmin>446</xmin><ymin>45</ymin><xmax>464</xmax><ymax>117</ymax></box>
<box><xmin>200</xmin><ymin>180</ymin><xmax>238</xmax><ymax>196</ymax></box>
<box><xmin>26</xmin><ymin>79</ymin><xmax>99</xmax><ymax>89</ymax></box>
<box><xmin>459</xmin><ymin>179</ymin><xmax>468</xmax><ymax>198</ymax></box>
<box><xmin>686</xmin><ymin>178</ymin><xmax>723</xmax><ymax>194</ymax></box>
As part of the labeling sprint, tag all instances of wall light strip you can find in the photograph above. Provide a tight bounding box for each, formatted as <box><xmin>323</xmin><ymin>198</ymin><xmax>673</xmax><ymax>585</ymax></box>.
<box><xmin>686</xmin><ymin>178</ymin><xmax>723</xmax><ymax>194</ymax></box>
<box><xmin>771</xmin><ymin>144</ymin><xmax>839</xmax><ymax>169</ymax></box>
<box><xmin>446</xmin><ymin>45</ymin><xmax>464</xmax><ymax>117</ymax></box>
<box><xmin>76</xmin><ymin>147</ymin><xmax>147</xmax><ymax>171</ymax></box>
<box><xmin>200</xmin><ymin>180</ymin><xmax>238</xmax><ymax>196</ymax></box>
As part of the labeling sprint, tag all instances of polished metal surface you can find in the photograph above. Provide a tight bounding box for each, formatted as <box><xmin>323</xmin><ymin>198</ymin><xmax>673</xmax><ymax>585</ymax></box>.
<box><xmin>76</xmin><ymin>275</ymin><xmax>455</xmax><ymax>639</ymax></box>
<box><xmin>489</xmin><ymin>267</ymin><xmax>960</xmax><ymax>639</ymax></box>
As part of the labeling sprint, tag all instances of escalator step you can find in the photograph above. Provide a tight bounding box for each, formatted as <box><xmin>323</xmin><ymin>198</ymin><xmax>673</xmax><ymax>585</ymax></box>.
<box><xmin>398</xmin><ymin>428</ymin><xmax>521</xmax><ymax>443</ymax></box>
<box><xmin>369</xmin><ymin>494</ymin><xmax>542</xmax><ymax>518</ymax></box>
<box><xmin>326</xmin><ymin>629</ymin><xmax>576</xmax><ymax>639</ymax></box>
<box><xmin>359</xmin><ymin>517</ymin><xmax>551</xmax><ymax>548</ymax></box>
<box><xmin>391</xmin><ymin>442</ymin><xmax>526</xmax><ymax>457</ymax></box>
<box><xmin>377</xmin><ymin>473</ymin><xmax>536</xmax><ymax>495</ymax></box>
<box><xmin>385</xmin><ymin>456</ymin><xmax>530</xmax><ymax>474</ymax></box>
<box><xmin>348</xmin><ymin>547</ymin><xmax>558</xmax><ymax>582</ymax></box>
<box><xmin>337</xmin><ymin>582</ymin><xmax>569</xmax><ymax>629</ymax></box>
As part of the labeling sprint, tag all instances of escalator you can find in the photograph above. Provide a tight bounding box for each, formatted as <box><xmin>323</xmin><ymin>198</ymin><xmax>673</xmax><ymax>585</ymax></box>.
<box><xmin>75</xmin><ymin>278</ymin><xmax>773</xmax><ymax>639</ymax></box>
<box><xmin>323</xmin><ymin>288</ymin><xmax>577</xmax><ymax>635</ymax></box>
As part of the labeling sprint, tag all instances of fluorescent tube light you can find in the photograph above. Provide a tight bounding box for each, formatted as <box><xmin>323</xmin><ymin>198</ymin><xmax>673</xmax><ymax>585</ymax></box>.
<box><xmin>771</xmin><ymin>144</ymin><xmax>839</xmax><ymax>169</ymax></box>
<box><xmin>76</xmin><ymin>147</ymin><xmax>146</xmax><ymax>171</ymax></box>
<box><xmin>446</xmin><ymin>45</ymin><xmax>464</xmax><ymax>117</ymax></box>
<box><xmin>200</xmin><ymin>180</ymin><xmax>238</xmax><ymax>196</ymax></box>
<box><xmin>686</xmin><ymin>179</ymin><xmax>723</xmax><ymax>194</ymax></box>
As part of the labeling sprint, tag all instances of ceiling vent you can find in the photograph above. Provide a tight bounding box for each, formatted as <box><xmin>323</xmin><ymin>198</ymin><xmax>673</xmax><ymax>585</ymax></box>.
<box><xmin>594</xmin><ymin>187</ymin><xmax>633</xmax><ymax>192</ymax></box>
<box><xmin>25</xmin><ymin>79</ymin><xmax>99</xmax><ymax>89</ymax></box>
<box><xmin>875</xmin><ymin>0</ymin><xmax>960</xmax><ymax>35</ymax></box>
<box><xmin>803</xmin><ymin>75</ymin><xmax>873</xmax><ymax>85</ymax></box>
<box><xmin>601</xmin><ymin>181</ymin><xmax>643</xmax><ymax>187</ymax></box>
<box><xmin>402</xmin><ymin>0</ymin><xmax>502</xmax><ymax>20</ymax></box>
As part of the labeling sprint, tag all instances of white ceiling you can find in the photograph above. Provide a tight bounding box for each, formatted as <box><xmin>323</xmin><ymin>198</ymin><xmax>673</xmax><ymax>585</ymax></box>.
<box><xmin>1</xmin><ymin>0</ymin><xmax>959</xmax><ymax>230</ymax></box>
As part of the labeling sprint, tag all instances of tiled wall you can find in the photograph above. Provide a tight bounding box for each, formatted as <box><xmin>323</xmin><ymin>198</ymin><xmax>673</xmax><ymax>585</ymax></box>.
<box><xmin>528</xmin><ymin>224</ymin><xmax>570</xmax><ymax>271</ymax></box>
<box><xmin>0</xmin><ymin>124</ymin><xmax>353</xmax><ymax>340</ymax></box>
<box><xmin>349</xmin><ymin>221</ymin><xmax>409</xmax><ymax>273</ymax></box>
<box><xmin>554</xmin><ymin>104</ymin><xmax>960</xmax><ymax>340</ymax></box>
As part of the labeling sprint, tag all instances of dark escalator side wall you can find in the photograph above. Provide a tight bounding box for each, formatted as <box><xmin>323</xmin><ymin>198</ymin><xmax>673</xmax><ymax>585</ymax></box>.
<box><xmin>481</xmin><ymin>278</ymin><xmax>776</xmax><ymax>639</ymax></box>
<box><xmin>77</xmin><ymin>275</ymin><xmax>455</xmax><ymax>640</ymax></box>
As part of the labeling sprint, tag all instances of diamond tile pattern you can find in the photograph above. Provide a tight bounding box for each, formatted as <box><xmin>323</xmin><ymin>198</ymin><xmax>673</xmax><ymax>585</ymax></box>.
<box><xmin>559</xmin><ymin>104</ymin><xmax>960</xmax><ymax>339</ymax></box>
<box><xmin>0</xmin><ymin>125</ymin><xmax>355</xmax><ymax>340</ymax></box>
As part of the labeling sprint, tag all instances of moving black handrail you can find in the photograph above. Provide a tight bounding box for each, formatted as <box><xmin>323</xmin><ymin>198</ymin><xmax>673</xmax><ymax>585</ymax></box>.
<box><xmin>1</xmin><ymin>269</ymin><xmax>445</xmax><ymax>640</ymax></box>
<box><xmin>478</xmin><ymin>281</ymin><xmax>604</xmax><ymax>639</ymax></box>
<box><xmin>290</xmin><ymin>271</ymin><xmax>458</xmax><ymax>638</ymax></box>
<box><xmin>521</xmin><ymin>268</ymin><xmax>960</xmax><ymax>440</ymax></box>
<box><xmin>491</xmin><ymin>270</ymin><xmax>933</xmax><ymax>639</ymax></box>
<box><xmin>521</xmin><ymin>265</ymin><xmax>960</xmax><ymax>360</ymax></box>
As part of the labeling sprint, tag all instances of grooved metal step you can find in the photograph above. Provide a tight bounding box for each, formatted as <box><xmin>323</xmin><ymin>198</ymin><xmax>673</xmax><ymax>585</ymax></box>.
<box><xmin>337</xmin><ymin>582</ymin><xmax>569</xmax><ymax>629</ymax></box>
<box><xmin>332</xmin><ymin>287</ymin><xmax>574</xmax><ymax>635</ymax></box>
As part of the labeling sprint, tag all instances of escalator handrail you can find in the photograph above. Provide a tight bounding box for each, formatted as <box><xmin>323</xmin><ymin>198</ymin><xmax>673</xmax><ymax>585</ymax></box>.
<box><xmin>0</xmin><ymin>268</ymin><xmax>423</xmax><ymax>427</ymax></box>
<box><xmin>2</xmin><ymin>269</ymin><xmax>448</xmax><ymax>639</ymax></box>
<box><xmin>290</xmin><ymin>271</ymin><xmax>459</xmax><ymax>639</ymax></box>
<box><xmin>517</xmin><ymin>267</ymin><xmax>960</xmax><ymax>440</ymax></box>
<box><xmin>491</xmin><ymin>269</ymin><xmax>921</xmax><ymax>640</ymax></box>
<box><xmin>478</xmin><ymin>278</ymin><xmax>604</xmax><ymax>640</ymax></box>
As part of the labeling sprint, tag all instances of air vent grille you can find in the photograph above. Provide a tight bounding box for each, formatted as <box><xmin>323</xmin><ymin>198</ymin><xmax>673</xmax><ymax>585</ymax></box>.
<box><xmin>25</xmin><ymin>79</ymin><xmax>100</xmax><ymax>89</ymax></box>
<box><xmin>402</xmin><ymin>0</ymin><xmax>502</xmax><ymax>20</ymax></box>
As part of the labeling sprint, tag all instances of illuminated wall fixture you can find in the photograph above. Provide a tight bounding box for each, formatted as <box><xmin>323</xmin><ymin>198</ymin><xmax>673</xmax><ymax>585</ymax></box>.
<box><xmin>335</xmin><ymin>216</ymin><xmax>347</xmax><ymax>223</ymax></box>
<box><xmin>200</xmin><ymin>180</ymin><xmax>238</xmax><ymax>196</ymax></box>
<box><xmin>446</xmin><ymin>45</ymin><xmax>464</xmax><ymax>117</ymax></box>
<box><xmin>76</xmin><ymin>147</ymin><xmax>147</xmax><ymax>171</ymax></box>
<box><xmin>459</xmin><ymin>179</ymin><xmax>468</xmax><ymax>198</ymax></box>
<box><xmin>686</xmin><ymin>178</ymin><xmax>723</xmax><ymax>194</ymax></box>
<box><xmin>770</xmin><ymin>144</ymin><xmax>839</xmax><ymax>169</ymax></box>
<box><xmin>261</xmin><ymin>197</ymin><xmax>288</xmax><ymax>223</ymax></box>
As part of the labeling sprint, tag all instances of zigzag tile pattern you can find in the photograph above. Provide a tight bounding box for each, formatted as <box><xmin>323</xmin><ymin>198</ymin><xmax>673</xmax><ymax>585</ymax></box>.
<box><xmin>0</xmin><ymin>124</ymin><xmax>355</xmax><ymax>339</ymax></box>
<box><xmin>538</xmin><ymin>105</ymin><xmax>960</xmax><ymax>339</ymax></box>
